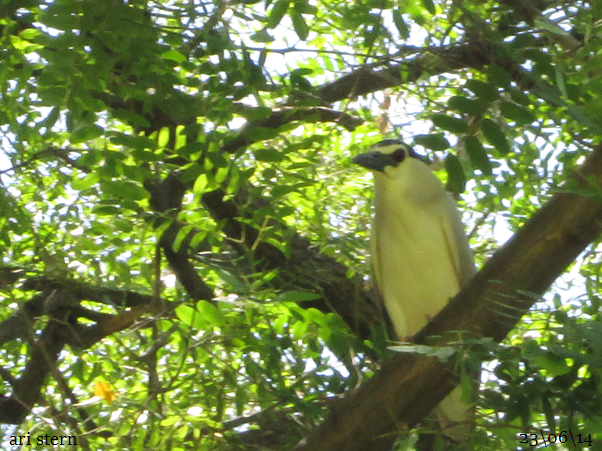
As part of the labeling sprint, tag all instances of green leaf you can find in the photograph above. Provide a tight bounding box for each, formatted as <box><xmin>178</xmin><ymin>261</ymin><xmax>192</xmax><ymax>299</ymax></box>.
<box><xmin>292</xmin><ymin>67</ymin><xmax>312</xmax><ymax>77</ymax></box>
<box><xmin>291</xmin><ymin>320</ymin><xmax>308</xmax><ymax>339</ymax></box>
<box><xmin>131</xmin><ymin>148</ymin><xmax>162</xmax><ymax>163</ymax></box>
<box><xmin>509</xmin><ymin>33</ymin><xmax>537</xmax><ymax>50</ymax></box>
<box><xmin>278</xmin><ymin>291</ymin><xmax>321</xmax><ymax>302</ymax></box>
<box><xmin>444</xmin><ymin>154</ymin><xmax>466</xmax><ymax>193</ymax></box>
<box><xmin>291</xmin><ymin>12</ymin><xmax>309</xmax><ymax>40</ymax></box>
<box><xmin>111</xmin><ymin>133</ymin><xmax>158</xmax><ymax>150</ymax></box>
<box><xmin>534</xmin><ymin>16</ymin><xmax>572</xmax><ymax>37</ymax></box>
<box><xmin>272</xmin><ymin>184</ymin><xmax>306</xmax><ymax>198</ymax></box>
<box><xmin>500</xmin><ymin>101</ymin><xmax>536</xmax><ymax>125</ymax></box>
<box><xmin>157</xmin><ymin>128</ymin><xmax>171</xmax><ymax>147</ymax></box>
<box><xmin>92</xmin><ymin>205</ymin><xmax>120</xmax><ymax>215</ymax></box>
<box><xmin>193</xmin><ymin>174</ymin><xmax>208</xmax><ymax>194</ymax></box>
<box><xmin>181</xmin><ymin>164</ymin><xmax>205</xmax><ymax>184</ymax></box>
<box><xmin>254</xmin><ymin>148</ymin><xmax>285</xmax><ymax>162</ymax></box>
<box><xmin>206</xmin><ymin>150</ymin><xmax>228</xmax><ymax>169</ymax></box>
<box><xmin>72</xmin><ymin>173</ymin><xmax>100</xmax><ymax>191</ymax></box>
<box><xmin>175</xmin><ymin>305</ymin><xmax>205</xmax><ymax>329</ymax></box>
<box><xmin>481</xmin><ymin>119</ymin><xmax>510</xmax><ymax>154</ymax></box>
<box><xmin>112</xmin><ymin>109</ymin><xmax>152</xmax><ymax>128</ymax></box>
<box><xmin>71</xmin><ymin>125</ymin><xmax>103</xmax><ymax>144</ymax></box>
<box><xmin>465</xmin><ymin>136</ymin><xmax>492</xmax><ymax>175</ymax></box>
<box><xmin>393</xmin><ymin>8</ymin><xmax>410</xmax><ymax>38</ymax></box>
<box><xmin>531</xmin><ymin>352</ymin><xmax>571</xmax><ymax>377</ymax></box>
<box><xmin>465</xmin><ymin>79</ymin><xmax>499</xmax><ymax>102</ymax></box>
<box><xmin>102</xmin><ymin>180</ymin><xmax>149</xmax><ymax>200</ymax></box>
<box><xmin>431</xmin><ymin>114</ymin><xmax>469</xmax><ymax>134</ymax></box>
<box><xmin>294</xmin><ymin>0</ymin><xmax>317</xmax><ymax>14</ymax></box>
<box><xmin>448</xmin><ymin>96</ymin><xmax>488</xmax><ymax>116</ymax></box>
<box><xmin>510</xmin><ymin>89</ymin><xmax>531</xmax><ymax>106</ymax></box>
<box><xmin>37</xmin><ymin>106</ymin><xmax>61</xmax><ymax>132</ymax></box>
<box><xmin>240</xmin><ymin>106</ymin><xmax>273</xmax><ymax>121</ymax></box>
<box><xmin>414</xmin><ymin>133</ymin><xmax>450</xmax><ymax>151</ymax></box>
<box><xmin>197</xmin><ymin>300</ymin><xmax>226</xmax><ymax>327</ymax></box>
<box><xmin>215</xmin><ymin>166</ymin><xmax>229</xmax><ymax>184</ymax></box>
<box><xmin>161</xmin><ymin>49</ymin><xmax>186</xmax><ymax>64</ymax></box>
<box><xmin>582</xmin><ymin>55</ymin><xmax>602</xmax><ymax>75</ymax></box>
<box><xmin>245</xmin><ymin>127</ymin><xmax>280</xmax><ymax>141</ymax></box>
<box><xmin>177</xmin><ymin>142</ymin><xmax>205</xmax><ymax>158</ymax></box>
<box><xmin>114</xmin><ymin>219</ymin><xmax>134</xmax><ymax>233</ymax></box>
<box><xmin>19</xmin><ymin>28</ymin><xmax>41</xmax><ymax>40</ymax></box>
<box><xmin>267</xmin><ymin>0</ymin><xmax>290</xmax><ymax>29</ymax></box>
<box><xmin>250</xmin><ymin>29</ymin><xmax>274</xmax><ymax>43</ymax></box>
<box><xmin>321</xmin><ymin>55</ymin><xmax>334</xmax><ymax>72</ymax></box>
<box><xmin>487</xmin><ymin>64</ymin><xmax>511</xmax><ymax>87</ymax></box>
<box><xmin>421</xmin><ymin>0</ymin><xmax>436</xmax><ymax>14</ymax></box>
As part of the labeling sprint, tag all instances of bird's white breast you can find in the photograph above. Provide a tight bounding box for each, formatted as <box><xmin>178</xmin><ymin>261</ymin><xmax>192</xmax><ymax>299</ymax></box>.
<box><xmin>371</xmin><ymin>158</ymin><xmax>470</xmax><ymax>338</ymax></box>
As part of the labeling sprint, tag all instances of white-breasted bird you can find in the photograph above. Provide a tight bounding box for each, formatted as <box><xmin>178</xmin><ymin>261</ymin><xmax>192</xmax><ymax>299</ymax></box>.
<box><xmin>353</xmin><ymin>139</ymin><xmax>475</xmax><ymax>443</ymax></box>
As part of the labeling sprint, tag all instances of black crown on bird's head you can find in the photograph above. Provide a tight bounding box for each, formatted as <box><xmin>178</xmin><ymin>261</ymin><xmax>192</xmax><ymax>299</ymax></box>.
<box><xmin>353</xmin><ymin>139</ymin><xmax>422</xmax><ymax>172</ymax></box>
<box><xmin>370</xmin><ymin>139</ymin><xmax>421</xmax><ymax>158</ymax></box>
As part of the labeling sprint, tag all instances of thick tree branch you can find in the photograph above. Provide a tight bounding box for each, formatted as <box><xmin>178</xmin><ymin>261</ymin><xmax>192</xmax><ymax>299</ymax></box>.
<box><xmin>296</xmin><ymin>141</ymin><xmax>602</xmax><ymax>451</ymax></box>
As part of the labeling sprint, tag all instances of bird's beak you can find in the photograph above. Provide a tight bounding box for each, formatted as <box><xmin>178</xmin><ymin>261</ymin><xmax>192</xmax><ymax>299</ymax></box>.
<box><xmin>352</xmin><ymin>151</ymin><xmax>398</xmax><ymax>173</ymax></box>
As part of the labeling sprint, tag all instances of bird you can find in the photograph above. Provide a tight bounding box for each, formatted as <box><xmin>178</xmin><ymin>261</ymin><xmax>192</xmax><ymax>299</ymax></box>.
<box><xmin>352</xmin><ymin>138</ymin><xmax>476</xmax><ymax>443</ymax></box>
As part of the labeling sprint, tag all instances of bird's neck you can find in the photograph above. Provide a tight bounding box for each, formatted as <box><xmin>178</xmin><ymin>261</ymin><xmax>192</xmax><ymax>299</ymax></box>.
<box><xmin>373</xmin><ymin>160</ymin><xmax>446</xmax><ymax>208</ymax></box>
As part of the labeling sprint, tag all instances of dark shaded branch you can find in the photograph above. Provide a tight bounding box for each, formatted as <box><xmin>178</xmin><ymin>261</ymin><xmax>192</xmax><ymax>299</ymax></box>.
<box><xmin>145</xmin><ymin>162</ymin><xmax>215</xmax><ymax>302</ymax></box>
<box><xmin>0</xmin><ymin>278</ymin><xmax>168</xmax><ymax>349</ymax></box>
<box><xmin>160</xmin><ymin>222</ymin><xmax>214</xmax><ymax>301</ymax></box>
<box><xmin>21</xmin><ymin>277</ymin><xmax>156</xmax><ymax>307</ymax></box>
<box><xmin>222</xmin><ymin>107</ymin><xmax>364</xmax><ymax>155</ymax></box>
<box><xmin>0</xmin><ymin>294</ymin><xmax>45</xmax><ymax>346</ymax></box>
<box><xmin>77</xmin><ymin>304</ymin><xmax>157</xmax><ymax>349</ymax></box>
<box><xmin>318</xmin><ymin>40</ymin><xmax>511</xmax><ymax>103</ymax></box>
<box><xmin>0</xmin><ymin>311</ymin><xmax>70</xmax><ymax>424</ymax></box>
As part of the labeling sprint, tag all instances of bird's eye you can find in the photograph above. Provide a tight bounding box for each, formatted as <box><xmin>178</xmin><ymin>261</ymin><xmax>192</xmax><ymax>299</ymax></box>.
<box><xmin>391</xmin><ymin>148</ymin><xmax>407</xmax><ymax>163</ymax></box>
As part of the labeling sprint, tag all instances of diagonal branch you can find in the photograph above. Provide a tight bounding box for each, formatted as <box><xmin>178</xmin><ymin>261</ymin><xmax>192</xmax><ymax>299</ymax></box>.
<box><xmin>295</xmin><ymin>141</ymin><xmax>602</xmax><ymax>451</ymax></box>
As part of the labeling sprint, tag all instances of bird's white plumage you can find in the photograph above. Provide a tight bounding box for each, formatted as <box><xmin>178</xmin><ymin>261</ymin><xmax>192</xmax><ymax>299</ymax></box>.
<box><xmin>355</xmin><ymin>141</ymin><xmax>475</xmax><ymax>442</ymax></box>
<box><xmin>370</xmin><ymin>155</ymin><xmax>474</xmax><ymax>337</ymax></box>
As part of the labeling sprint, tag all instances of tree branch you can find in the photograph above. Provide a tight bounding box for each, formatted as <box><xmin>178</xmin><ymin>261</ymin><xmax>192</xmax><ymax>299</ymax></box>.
<box><xmin>296</xmin><ymin>141</ymin><xmax>602</xmax><ymax>451</ymax></box>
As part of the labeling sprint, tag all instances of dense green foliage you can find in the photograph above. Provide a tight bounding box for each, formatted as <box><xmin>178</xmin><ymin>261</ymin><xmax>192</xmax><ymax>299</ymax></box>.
<box><xmin>1</xmin><ymin>0</ymin><xmax>602</xmax><ymax>449</ymax></box>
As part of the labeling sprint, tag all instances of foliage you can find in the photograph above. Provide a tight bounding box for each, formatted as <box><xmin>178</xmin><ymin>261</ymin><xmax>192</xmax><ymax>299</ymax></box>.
<box><xmin>0</xmin><ymin>0</ymin><xmax>602</xmax><ymax>449</ymax></box>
